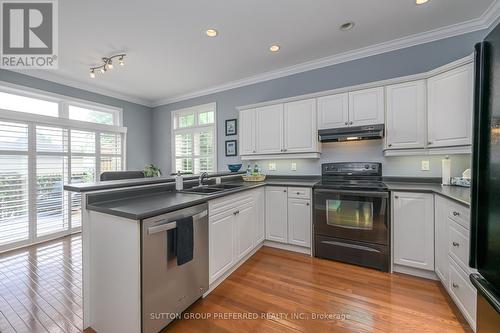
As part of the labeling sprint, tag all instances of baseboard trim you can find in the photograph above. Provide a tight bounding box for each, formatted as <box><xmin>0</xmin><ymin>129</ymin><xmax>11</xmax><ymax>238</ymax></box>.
<box><xmin>263</xmin><ymin>240</ymin><xmax>312</xmax><ymax>255</ymax></box>
<box><xmin>204</xmin><ymin>242</ymin><xmax>264</xmax><ymax>297</ymax></box>
<box><xmin>393</xmin><ymin>264</ymin><xmax>439</xmax><ymax>281</ymax></box>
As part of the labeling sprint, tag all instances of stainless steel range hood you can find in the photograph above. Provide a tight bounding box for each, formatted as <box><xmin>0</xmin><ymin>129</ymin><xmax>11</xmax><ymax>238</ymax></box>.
<box><xmin>318</xmin><ymin>124</ymin><xmax>384</xmax><ymax>142</ymax></box>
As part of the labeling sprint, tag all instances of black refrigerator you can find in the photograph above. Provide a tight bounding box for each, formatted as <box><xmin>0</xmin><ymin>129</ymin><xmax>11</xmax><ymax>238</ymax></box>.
<box><xmin>470</xmin><ymin>22</ymin><xmax>500</xmax><ymax>332</ymax></box>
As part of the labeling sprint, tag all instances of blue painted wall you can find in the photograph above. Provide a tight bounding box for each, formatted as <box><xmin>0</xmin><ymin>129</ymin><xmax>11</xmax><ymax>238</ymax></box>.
<box><xmin>152</xmin><ymin>29</ymin><xmax>488</xmax><ymax>176</ymax></box>
<box><xmin>0</xmin><ymin>70</ymin><xmax>153</xmax><ymax>170</ymax></box>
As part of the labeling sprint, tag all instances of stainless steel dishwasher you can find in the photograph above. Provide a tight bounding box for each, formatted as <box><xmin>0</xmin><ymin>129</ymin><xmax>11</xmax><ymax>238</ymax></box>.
<box><xmin>141</xmin><ymin>203</ymin><xmax>208</xmax><ymax>333</ymax></box>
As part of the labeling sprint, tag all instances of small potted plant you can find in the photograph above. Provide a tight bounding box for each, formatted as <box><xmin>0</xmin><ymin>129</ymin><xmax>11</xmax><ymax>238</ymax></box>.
<box><xmin>143</xmin><ymin>164</ymin><xmax>162</xmax><ymax>177</ymax></box>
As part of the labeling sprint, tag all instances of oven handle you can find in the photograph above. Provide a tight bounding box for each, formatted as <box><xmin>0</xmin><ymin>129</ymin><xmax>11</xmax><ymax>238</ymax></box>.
<box><xmin>314</xmin><ymin>189</ymin><xmax>389</xmax><ymax>198</ymax></box>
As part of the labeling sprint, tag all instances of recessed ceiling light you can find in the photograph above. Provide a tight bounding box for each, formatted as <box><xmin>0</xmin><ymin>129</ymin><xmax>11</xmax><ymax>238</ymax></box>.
<box><xmin>340</xmin><ymin>22</ymin><xmax>355</xmax><ymax>31</ymax></box>
<box><xmin>416</xmin><ymin>0</ymin><xmax>429</xmax><ymax>4</ymax></box>
<box><xmin>206</xmin><ymin>29</ymin><xmax>218</xmax><ymax>37</ymax></box>
<box><xmin>269</xmin><ymin>45</ymin><xmax>280</xmax><ymax>52</ymax></box>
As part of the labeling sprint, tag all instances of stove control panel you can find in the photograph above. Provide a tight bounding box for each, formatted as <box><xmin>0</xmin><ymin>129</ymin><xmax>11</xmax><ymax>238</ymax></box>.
<box><xmin>322</xmin><ymin>162</ymin><xmax>382</xmax><ymax>176</ymax></box>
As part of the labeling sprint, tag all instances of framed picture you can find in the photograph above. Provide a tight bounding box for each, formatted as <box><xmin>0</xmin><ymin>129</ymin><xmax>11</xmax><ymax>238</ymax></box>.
<box><xmin>225</xmin><ymin>140</ymin><xmax>237</xmax><ymax>156</ymax></box>
<box><xmin>225</xmin><ymin>119</ymin><xmax>237</xmax><ymax>136</ymax></box>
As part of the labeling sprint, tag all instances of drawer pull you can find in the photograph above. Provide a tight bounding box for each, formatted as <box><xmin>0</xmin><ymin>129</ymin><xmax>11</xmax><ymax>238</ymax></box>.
<box><xmin>452</xmin><ymin>283</ymin><xmax>459</xmax><ymax>289</ymax></box>
<box><xmin>283</xmin><ymin>190</ymin><xmax>287</xmax><ymax>193</ymax></box>
<box><xmin>233</xmin><ymin>210</ymin><xmax>240</xmax><ymax>215</ymax></box>
<box><xmin>453</xmin><ymin>211</ymin><xmax>460</xmax><ymax>216</ymax></box>
<box><xmin>394</xmin><ymin>196</ymin><xmax>399</xmax><ymax>199</ymax></box>
<box><xmin>296</xmin><ymin>192</ymin><xmax>301</xmax><ymax>195</ymax></box>
<box><xmin>452</xmin><ymin>242</ymin><xmax>460</xmax><ymax>247</ymax></box>
<box><xmin>306</xmin><ymin>203</ymin><xmax>310</xmax><ymax>206</ymax></box>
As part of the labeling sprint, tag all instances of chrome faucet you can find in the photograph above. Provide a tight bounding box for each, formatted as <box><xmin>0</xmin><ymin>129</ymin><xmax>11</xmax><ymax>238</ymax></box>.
<box><xmin>198</xmin><ymin>172</ymin><xmax>209</xmax><ymax>187</ymax></box>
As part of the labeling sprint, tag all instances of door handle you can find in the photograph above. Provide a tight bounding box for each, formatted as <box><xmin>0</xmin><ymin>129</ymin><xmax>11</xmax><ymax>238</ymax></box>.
<box><xmin>147</xmin><ymin>210</ymin><xmax>207</xmax><ymax>235</ymax></box>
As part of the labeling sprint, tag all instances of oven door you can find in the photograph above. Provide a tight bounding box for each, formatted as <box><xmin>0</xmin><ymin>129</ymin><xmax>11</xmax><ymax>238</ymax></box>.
<box><xmin>314</xmin><ymin>189</ymin><xmax>389</xmax><ymax>245</ymax></box>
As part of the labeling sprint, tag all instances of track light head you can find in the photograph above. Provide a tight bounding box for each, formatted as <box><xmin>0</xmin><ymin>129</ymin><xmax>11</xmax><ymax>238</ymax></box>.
<box><xmin>89</xmin><ymin>70</ymin><xmax>95</xmax><ymax>78</ymax></box>
<box><xmin>89</xmin><ymin>54</ymin><xmax>125</xmax><ymax>78</ymax></box>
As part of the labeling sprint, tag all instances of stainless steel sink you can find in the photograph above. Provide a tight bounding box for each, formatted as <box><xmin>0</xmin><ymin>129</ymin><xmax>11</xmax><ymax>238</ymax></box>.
<box><xmin>180</xmin><ymin>183</ymin><xmax>244</xmax><ymax>195</ymax></box>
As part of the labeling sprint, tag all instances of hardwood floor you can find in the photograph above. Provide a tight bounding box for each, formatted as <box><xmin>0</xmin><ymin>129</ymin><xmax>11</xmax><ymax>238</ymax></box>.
<box><xmin>0</xmin><ymin>234</ymin><xmax>82</xmax><ymax>333</ymax></box>
<box><xmin>1</xmin><ymin>238</ymin><xmax>470</xmax><ymax>333</ymax></box>
<box><xmin>164</xmin><ymin>246</ymin><xmax>472</xmax><ymax>333</ymax></box>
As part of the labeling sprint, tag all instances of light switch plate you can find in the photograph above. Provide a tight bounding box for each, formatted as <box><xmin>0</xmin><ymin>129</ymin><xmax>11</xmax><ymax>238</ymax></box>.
<box><xmin>268</xmin><ymin>162</ymin><xmax>277</xmax><ymax>171</ymax></box>
<box><xmin>421</xmin><ymin>160</ymin><xmax>430</xmax><ymax>171</ymax></box>
<box><xmin>291</xmin><ymin>162</ymin><xmax>297</xmax><ymax>171</ymax></box>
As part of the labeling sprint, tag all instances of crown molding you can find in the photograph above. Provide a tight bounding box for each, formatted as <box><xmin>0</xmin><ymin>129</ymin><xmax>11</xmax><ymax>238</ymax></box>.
<box><xmin>3</xmin><ymin>69</ymin><xmax>155</xmax><ymax>107</ymax></box>
<box><xmin>152</xmin><ymin>0</ymin><xmax>500</xmax><ymax>107</ymax></box>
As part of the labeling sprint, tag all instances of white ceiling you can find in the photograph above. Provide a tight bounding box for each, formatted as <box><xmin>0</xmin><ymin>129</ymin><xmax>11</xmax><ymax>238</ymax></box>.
<box><xmin>11</xmin><ymin>0</ymin><xmax>499</xmax><ymax>106</ymax></box>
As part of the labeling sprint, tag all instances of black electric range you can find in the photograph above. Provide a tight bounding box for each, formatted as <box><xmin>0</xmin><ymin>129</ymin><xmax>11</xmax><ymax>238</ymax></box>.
<box><xmin>313</xmin><ymin>162</ymin><xmax>390</xmax><ymax>271</ymax></box>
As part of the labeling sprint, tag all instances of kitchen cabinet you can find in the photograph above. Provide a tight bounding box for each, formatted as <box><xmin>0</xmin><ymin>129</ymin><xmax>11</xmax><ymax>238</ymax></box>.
<box><xmin>287</xmin><ymin>198</ymin><xmax>311</xmax><ymax>247</ymax></box>
<box><xmin>317</xmin><ymin>93</ymin><xmax>349</xmax><ymax>129</ymax></box>
<box><xmin>239</xmin><ymin>108</ymin><xmax>256</xmax><ymax>155</ymax></box>
<box><xmin>209</xmin><ymin>210</ymin><xmax>235</xmax><ymax>283</ymax></box>
<box><xmin>255</xmin><ymin>104</ymin><xmax>283</xmax><ymax>154</ymax></box>
<box><xmin>434</xmin><ymin>196</ymin><xmax>449</xmax><ymax>285</ymax></box>
<box><xmin>386</xmin><ymin>80</ymin><xmax>427</xmax><ymax>150</ymax></box>
<box><xmin>265</xmin><ymin>186</ymin><xmax>288</xmax><ymax>243</ymax></box>
<box><xmin>348</xmin><ymin>87</ymin><xmax>385</xmax><ymax>126</ymax></box>
<box><xmin>208</xmin><ymin>189</ymin><xmax>263</xmax><ymax>284</ymax></box>
<box><xmin>427</xmin><ymin>64</ymin><xmax>473</xmax><ymax>148</ymax></box>
<box><xmin>254</xmin><ymin>188</ymin><xmax>265</xmax><ymax>244</ymax></box>
<box><xmin>283</xmin><ymin>99</ymin><xmax>317</xmax><ymax>153</ymax></box>
<box><xmin>392</xmin><ymin>192</ymin><xmax>434</xmax><ymax>271</ymax></box>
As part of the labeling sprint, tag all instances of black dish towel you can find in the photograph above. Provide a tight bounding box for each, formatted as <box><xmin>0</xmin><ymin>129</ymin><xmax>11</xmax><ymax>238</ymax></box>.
<box><xmin>176</xmin><ymin>216</ymin><xmax>194</xmax><ymax>266</ymax></box>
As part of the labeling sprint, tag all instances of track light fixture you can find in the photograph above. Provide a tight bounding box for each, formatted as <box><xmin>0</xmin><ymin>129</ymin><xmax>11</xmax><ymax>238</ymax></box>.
<box><xmin>89</xmin><ymin>53</ymin><xmax>126</xmax><ymax>78</ymax></box>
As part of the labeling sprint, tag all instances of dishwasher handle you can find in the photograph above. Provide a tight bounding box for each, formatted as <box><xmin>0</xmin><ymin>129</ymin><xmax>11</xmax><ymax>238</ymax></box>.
<box><xmin>147</xmin><ymin>210</ymin><xmax>207</xmax><ymax>235</ymax></box>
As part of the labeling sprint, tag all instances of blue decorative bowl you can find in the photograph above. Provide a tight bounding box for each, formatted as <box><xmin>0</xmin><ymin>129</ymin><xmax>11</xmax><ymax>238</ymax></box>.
<box><xmin>228</xmin><ymin>164</ymin><xmax>242</xmax><ymax>172</ymax></box>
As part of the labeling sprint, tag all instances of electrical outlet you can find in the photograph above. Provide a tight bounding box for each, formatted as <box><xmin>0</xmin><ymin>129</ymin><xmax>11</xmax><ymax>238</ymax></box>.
<box><xmin>291</xmin><ymin>162</ymin><xmax>297</xmax><ymax>171</ymax></box>
<box><xmin>421</xmin><ymin>160</ymin><xmax>430</xmax><ymax>171</ymax></box>
<box><xmin>268</xmin><ymin>162</ymin><xmax>277</xmax><ymax>171</ymax></box>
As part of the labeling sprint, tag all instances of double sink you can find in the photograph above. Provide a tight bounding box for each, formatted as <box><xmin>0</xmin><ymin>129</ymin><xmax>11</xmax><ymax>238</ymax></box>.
<box><xmin>180</xmin><ymin>183</ymin><xmax>244</xmax><ymax>195</ymax></box>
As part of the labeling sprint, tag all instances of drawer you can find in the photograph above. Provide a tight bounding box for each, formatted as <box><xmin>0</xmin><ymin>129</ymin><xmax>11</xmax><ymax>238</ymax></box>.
<box><xmin>209</xmin><ymin>190</ymin><xmax>254</xmax><ymax>217</ymax></box>
<box><xmin>448</xmin><ymin>219</ymin><xmax>470</xmax><ymax>271</ymax></box>
<box><xmin>288</xmin><ymin>187</ymin><xmax>311</xmax><ymax>199</ymax></box>
<box><xmin>446</xmin><ymin>200</ymin><xmax>470</xmax><ymax>230</ymax></box>
<box><xmin>448</xmin><ymin>258</ymin><xmax>476</xmax><ymax>328</ymax></box>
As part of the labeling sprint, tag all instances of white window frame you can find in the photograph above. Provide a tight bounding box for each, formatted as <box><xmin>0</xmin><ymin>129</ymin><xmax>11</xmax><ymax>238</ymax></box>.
<box><xmin>0</xmin><ymin>82</ymin><xmax>127</xmax><ymax>252</ymax></box>
<box><xmin>171</xmin><ymin>102</ymin><xmax>217</xmax><ymax>174</ymax></box>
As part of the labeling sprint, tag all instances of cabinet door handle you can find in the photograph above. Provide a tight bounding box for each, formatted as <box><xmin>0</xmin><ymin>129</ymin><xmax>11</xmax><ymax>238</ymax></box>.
<box><xmin>452</xmin><ymin>283</ymin><xmax>459</xmax><ymax>289</ymax></box>
<box><xmin>349</xmin><ymin>121</ymin><xmax>353</xmax><ymax>125</ymax></box>
<box><xmin>306</xmin><ymin>203</ymin><xmax>310</xmax><ymax>206</ymax></box>
<box><xmin>453</xmin><ymin>211</ymin><xmax>460</xmax><ymax>216</ymax></box>
<box><xmin>428</xmin><ymin>141</ymin><xmax>433</xmax><ymax>145</ymax></box>
<box><xmin>233</xmin><ymin>210</ymin><xmax>240</xmax><ymax>215</ymax></box>
<box><xmin>388</xmin><ymin>144</ymin><xmax>392</xmax><ymax>147</ymax></box>
<box><xmin>283</xmin><ymin>190</ymin><xmax>287</xmax><ymax>193</ymax></box>
<box><xmin>252</xmin><ymin>150</ymin><xmax>256</xmax><ymax>153</ymax></box>
<box><xmin>452</xmin><ymin>242</ymin><xmax>460</xmax><ymax>247</ymax></box>
<box><xmin>296</xmin><ymin>192</ymin><xmax>301</xmax><ymax>195</ymax></box>
<box><xmin>394</xmin><ymin>195</ymin><xmax>399</xmax><ymax>199</ymax></box>
<box><xmin>344</xmin><ymin>121</ymin><xmax>349</xmax><ymax>125</ymax></box>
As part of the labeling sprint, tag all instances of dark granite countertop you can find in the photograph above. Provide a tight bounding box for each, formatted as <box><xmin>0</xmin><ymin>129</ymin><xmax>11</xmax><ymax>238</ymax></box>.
<box><xmin>384</xmin><ymin>182</ymin><xmax>470</xmax><ymax>206</ymax></box>
<box><xmin>86</xmin><ymin>177</ymin><xmax>319</xmax><ymax>220</ymax></box>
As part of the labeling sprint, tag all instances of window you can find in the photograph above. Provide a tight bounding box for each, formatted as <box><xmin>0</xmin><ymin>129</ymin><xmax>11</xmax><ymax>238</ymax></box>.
<box><xmin>172</xmin><ymin>103</ymin><xmax>216</xmax><ymax>174</ymax></box>
<box><xmin>0</xmin><ymin>84</ymin><xmax>126</xmax><ymax>252</ymax></box>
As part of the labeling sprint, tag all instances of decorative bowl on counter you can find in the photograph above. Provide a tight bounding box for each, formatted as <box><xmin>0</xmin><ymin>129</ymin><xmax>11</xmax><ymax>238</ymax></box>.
<box><xmin>242</xmin><ymin>174</ymin><xmax>266</xmax><ymax>182</ymax></box>
<box><xmin>227</xmin><ymin>164</ymin><xmax>243</xmax><ymax>172</ymax></box>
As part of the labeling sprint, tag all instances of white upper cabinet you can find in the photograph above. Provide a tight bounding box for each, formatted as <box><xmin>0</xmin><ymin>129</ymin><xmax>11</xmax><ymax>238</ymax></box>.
<box><xmin>284</xmin><ymin>99</ymin><xmax>317</xmax><ymax>153</ymax></box>
<box><xmin>386</xmin><ymin>80</ymin><xmax>426</xmax><ymax>150</ymax></box>
<box><xmin>393</xmin><ymin>192</ymin><xmax>435</xmax><ymax>271</ymax></box>
<box><xmin>348</xmin><ymin>87</ymin><xmax>385</xmax><ymax>126</ymax></box>
<box><xmin>239</xmin><ymin>108</ymin><xmax>256</xmax><ymax>155</ymax></box>
<box><xmin>427</xmin><ymin>64</ymin><xmax>473</xmax><ymax>148</ymax></box>
<box><xmin>317</xmin><ymin>93</ymin><xmax>349</xmax><ymax>129</ymax></box>
<box><xmin>256</xmin><ymin>104</ymin><xmax>284</xmax><ymax>154</ymax></box>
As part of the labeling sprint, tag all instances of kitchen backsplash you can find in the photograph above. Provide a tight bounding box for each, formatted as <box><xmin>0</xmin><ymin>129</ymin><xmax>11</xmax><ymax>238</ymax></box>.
<box><xmin>243</xmin><ymin>139</ymin><xmax>471</xmax><ymax>178</ymax></box>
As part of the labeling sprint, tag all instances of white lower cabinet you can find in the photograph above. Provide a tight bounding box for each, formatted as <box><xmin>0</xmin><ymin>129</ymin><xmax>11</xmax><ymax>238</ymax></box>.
<box><xmin>208</xmin><ymin>189</ymin><xmax>264</xmax><ymax>284</ymax></box>
<box><xmin>287</xmin><ymin>198</ymin><xmax>311</xmax><ymax>247</ymax></box>
<box><xmin>265</xmin><ymin>187</ymin><xmax>288</xmax><ymax>243</ymax></box>
<box><xmin>265</xmin><ymin>186</ymin><xmax>312</xmax><ymax>248</ymax></box>
<box><xmin>392</xmin><ymin>192</ymin><xmax>435</xmax><ymax>271</ymax></box>
<box><xmin>434</xmin><ymin>195</ymin><xmax>476</xmax><ymax>330</ymax></box>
